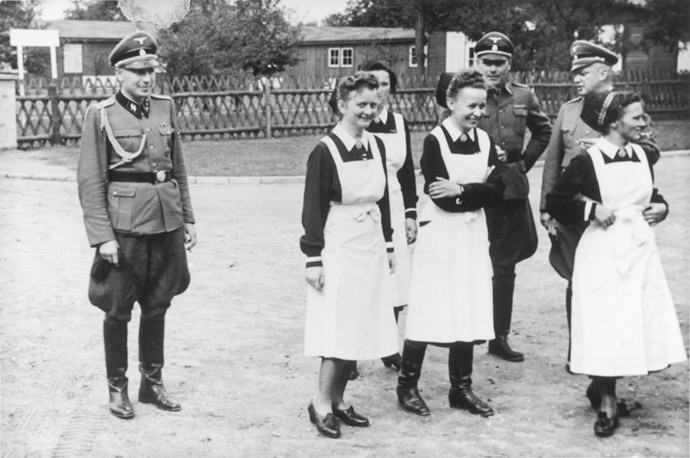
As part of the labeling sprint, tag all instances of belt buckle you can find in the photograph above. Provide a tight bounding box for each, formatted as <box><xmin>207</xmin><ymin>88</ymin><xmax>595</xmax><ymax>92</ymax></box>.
<box><xmin>155</xmin><ymin>170</ymin><xmax>167</xmax><ymax>183</ymax></box>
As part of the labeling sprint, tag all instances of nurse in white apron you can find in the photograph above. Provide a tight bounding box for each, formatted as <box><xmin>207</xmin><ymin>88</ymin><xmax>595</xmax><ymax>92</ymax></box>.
<box><xmin>357</xmin><ymin>61</ymin><xmax>418</xmax><ymax>375</ymax></box>
<box><xmin>545</xmin><ymin>91</ymin><xmax>686</xmax><ymax>437</ymax></box>
<box><xmin>300</xmin><ymin>73</ymin><xmax>399</xmax><ymax>439</ymax></box>
<box><xmin>397</xmin><ymin>70</ymin><xmax>504</xmax><ymax>418</ymax></box>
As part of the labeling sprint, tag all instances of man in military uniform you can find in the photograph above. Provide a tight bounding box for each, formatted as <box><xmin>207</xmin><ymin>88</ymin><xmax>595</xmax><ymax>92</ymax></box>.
<box><xmin>77</xmin><ymin>31</ymin><xmax>197</xmax><ymax>419</ymax></box>
<box><xmin>435</xmin><ymin>32</ymin><xmax>552</xmax><ymax>362</ymax></box>
<box><xmin>539</xmin><ymin>40</ymin><xmax>661</xmax><ymax>356</ymax></box>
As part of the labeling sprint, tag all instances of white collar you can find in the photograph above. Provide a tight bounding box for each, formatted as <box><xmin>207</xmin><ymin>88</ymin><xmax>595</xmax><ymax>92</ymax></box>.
<box><xmin>333</xmin><ymin>123</ymin><xmax>370</xmax><ymax>151</ymax></box>
<box><xmin>441</xmin><ymin>117</ymin><xmax>475</xmax><ymax>142</ymax></box>
<box><xmin>376</xmin><ymin>107</ymin><xmax>389</xmax><ymax>124</ymax></box>
<box><xmin>596</xmin><ymin>137</ymin><xmax>631</xmax><ymax>159</ymax></box>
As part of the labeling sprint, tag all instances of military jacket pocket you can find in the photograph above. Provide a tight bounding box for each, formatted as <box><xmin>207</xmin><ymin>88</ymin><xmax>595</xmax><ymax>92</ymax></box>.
<box><xmin>561</xmin><ymin>125</ymin><xmax>575</xmax><ymax>150</ymax></box>
<box><xmin>512</xmin><ymin>107</ymin><xmax>527</xmax><ymax>136</ymax></box>
<box><xmin>107</xmin><ymin>185</ymin><xmax>136</xmax><ymax>231</ymax></box>
<box><xmin>112</xmin><ymin>129</ymin><xmax>145</xmax><ymax>153</ymax></box>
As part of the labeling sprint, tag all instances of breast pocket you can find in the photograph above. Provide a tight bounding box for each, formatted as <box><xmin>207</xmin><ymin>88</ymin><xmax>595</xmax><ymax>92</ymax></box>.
<box><xmin>112</xmin><ymin>129</ymin><xmax>145</xmax><ymax>154</ymax></box>
<box><xmin>512</xmin><ymin>107</ymin><xmax>527</xmax><ymax>136</ymax></box>
<box><xmin>107</xmin><ymin>186</ymin><xmax>136</xmax><ymax>231</ymax></box>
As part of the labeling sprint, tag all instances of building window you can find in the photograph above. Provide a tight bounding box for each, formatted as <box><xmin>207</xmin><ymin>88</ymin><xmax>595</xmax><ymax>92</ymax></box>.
<box><xmin>63</xmin><ymin>43</ymin><xmax>83</xmax><ymax>74</ymax></box>
<box><xmin>341</xmin><ymin>48</ymin><xmax>353</xmax><ymax>67</ymax></box>
<box><xmin>328</xmin><ymin>48</ymin><xmax>340</xmax><ymax>68</ymax></box>
<box><xmin>409</xmin><ymin>46</ymin><xmax>417</xmax><ymax>68</ymax></box>
<box><xmin>328</xmin><ymin>47</ymin><xmax>354</xmax><ymax>68</ymax></box>
<box><xmin>467</xmin><ymin>46</ymin><xmax>476</xmax><ymax>68</ymax></box>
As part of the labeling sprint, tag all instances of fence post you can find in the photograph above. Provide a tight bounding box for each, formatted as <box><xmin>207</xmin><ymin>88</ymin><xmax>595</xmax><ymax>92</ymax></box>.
<box><xmin>48</xmin><ymin>80</ymin><xmax>62</xmax><ymax>145</ymax></box>
<box><xmin>264</xmin><ymin>80</ymin><xmax>272</xmax><ymax>139</ymax></box>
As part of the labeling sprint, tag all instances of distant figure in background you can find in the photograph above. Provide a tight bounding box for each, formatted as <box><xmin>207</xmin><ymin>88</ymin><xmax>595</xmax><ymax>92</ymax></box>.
<box><xmin>77</xmin><ymin>31</ymin><xmax>196</xmax><ymax>420</ymax></box>
<box><xmin>545</xmin><ymin>90</ymin><xmax>686</xmax><ymax>437</ymax></box>
<box><xmin>539</xmin><ymin>40</ymin><xmax>660</xmax><ymax>366</ymax></box>
<box><xmin>397</xmin><ymin>70</ymin><xmax>504</xmax><ymax>418</ymax></box>
<box><xmin>300</xmin><ymin>73</ymin><xmax>399</xmax><ymax>439</ymax></box>
<box><xmin>345</xmin><ymin>61</ymin><xmax>417</xmax><ymax>379</ymax></box>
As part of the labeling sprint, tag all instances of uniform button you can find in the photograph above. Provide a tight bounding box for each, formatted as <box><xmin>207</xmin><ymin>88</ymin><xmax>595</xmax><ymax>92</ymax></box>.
<box><xmin>586</xmin><ymin>131</ymin><xmax>590</xmax><ymax>134</ymax></box>
<box><xmin>153</xmin><ymin>162</ymin><xmax>157</xmax><ymax>167</ymax></box>
<box><xmin>149</xmin><ymin>145</ymin><xmax>154</xmax><ymax>150</ymax></box>
<box><xmin>501</xmin><ymin>126</ymin><xmax>505</xmax><ymax>129</ymax></box>
<box><xmin>146</xmin><ymin>128</ymin><xmax>151</xmax><ymax>133</ymax></box>
<box><xmin>113</xmin><ymin>191</ymin><xmax>118</xmax><ymax>196</ymax></box>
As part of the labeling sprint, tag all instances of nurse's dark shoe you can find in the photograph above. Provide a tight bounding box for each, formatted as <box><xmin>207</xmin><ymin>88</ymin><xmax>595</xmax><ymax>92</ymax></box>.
<box><xmin>381</xmin><ymin>353</ymin><xmax>402</xmax><ymax>371</ymax></box>
<box><xmin>348</xmin><ymin>363</ymin><xmax>360</xmax><ymax>380</ymax></box>
<box><xmin>594</xmin><ymin>411</ymin><xmax>620</xmax><ymax>437</ymax></box>
<box><xmin>308</xmin><ymin>403</ymin><xmax>341</xmax><ymax>438</ymax></box>
<box><xmin>332</xmin><ymin>404</ymin><xmax>370</xmax><ymax>427</ymax></box>
<box><xmin>397</xmin><ymin>342</ymin><xmax>430</xmax><ymax>416</ymax></box>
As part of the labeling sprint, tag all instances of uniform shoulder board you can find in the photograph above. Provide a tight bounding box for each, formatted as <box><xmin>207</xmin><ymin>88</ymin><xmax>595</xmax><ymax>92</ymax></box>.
<box><xmin>94</xmin><ymin>97</ymin><xmax>116</xmax><ymax>109</ymax></box>
<box><xmin>564</xmin><ymin>96</ymin><xmax>583</xmax><ymax>104</ymax></box>
<box><xmin>150</xmin><ymin>94</ymin><xmax>173</xmax><ymax>101</ymax></box>
<box><xmin>511</xmin><ymin>81</ymin><xmax>529</xmax><ymax>89</ymax></box>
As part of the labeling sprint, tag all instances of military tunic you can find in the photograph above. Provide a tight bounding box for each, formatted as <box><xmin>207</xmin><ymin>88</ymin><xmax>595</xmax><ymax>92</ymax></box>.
<box><xmin>77</xmin><ymin>92</ymin><xmax>195</xmax><ymax>320</ymax></box>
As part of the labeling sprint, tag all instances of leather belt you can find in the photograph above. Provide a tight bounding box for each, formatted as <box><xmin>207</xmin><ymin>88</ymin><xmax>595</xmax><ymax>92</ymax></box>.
<box><xmin>108</xmin><ymin>170</ymin><xmax>172</xmax><ymax>184</ymax></box>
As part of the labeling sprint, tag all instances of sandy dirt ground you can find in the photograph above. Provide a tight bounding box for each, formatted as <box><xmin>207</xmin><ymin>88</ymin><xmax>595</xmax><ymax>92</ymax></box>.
<box><xmin>1</xmin><ymin>155</ymin><xmax>688</xmax><ymax>457</ymax></box>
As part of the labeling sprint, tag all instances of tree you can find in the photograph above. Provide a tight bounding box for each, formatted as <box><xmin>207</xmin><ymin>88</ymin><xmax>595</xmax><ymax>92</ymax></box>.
<box><xmin>158</xmin><ymin>0</ymin><xmax>301</xmax><ymax>77</ymax></box>
<box><xmin>64</xmin><ymin>0</ymin><xmax>126</xmax><ymax>21</ymax></box>
<box><xmin>0</xmin><ymin>0</ymin><xmax>51</xmax><ymax>77</ymax></box>
<box><xmin>640</xmin><ymin>0</ymin><xmax>689</xmax><ymax>54</ymax></box>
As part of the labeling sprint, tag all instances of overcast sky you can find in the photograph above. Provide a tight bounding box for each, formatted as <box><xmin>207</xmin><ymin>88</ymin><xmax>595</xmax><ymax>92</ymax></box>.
<box><xmin>38</xmin><ymin>0</ymin><xmax>349</xmax><ymax>25</ymax></box>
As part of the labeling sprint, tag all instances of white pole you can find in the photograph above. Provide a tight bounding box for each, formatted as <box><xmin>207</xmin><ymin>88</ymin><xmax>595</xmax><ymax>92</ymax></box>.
<box><xmin>50</xmin><ymin>45</ymin><xmax>58</xmax><ymax>80</ymax></box>
<box><xmin>17</xmin><ymin>45</ymin><xmax>25</xmax><ymax>96</ymax></box>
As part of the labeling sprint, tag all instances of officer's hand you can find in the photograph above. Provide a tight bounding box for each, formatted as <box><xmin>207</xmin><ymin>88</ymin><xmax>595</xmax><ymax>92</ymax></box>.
<box><xmin>184</xmin><ymin>223</ymin><xmax>197</xmax><ymax>251</ymax></box>
<box><xmin>405</xmin><ymin>217</ymin><xmax>417</xmax><ymax>244</ymax></box>
<box><xmin>643</xmin><ymin>203</ymin><xmax>668</xmax><ymax>226</ymax></box>
<box><xmin>99</xmin><ymin>240</ymin><xmax>120</xmax><ymax>266</ymax></box>
<box><xmin>306</xmin><ymin>266</ymin><xmax>324</xmax><ymax>291</ymax></box>
<box><xmin>496</xmin><ymin>146</ymin><xmax>507</xmax><ymax>163</ymax></box>
<box><xmin>429</xmin><ymin>177</ymin><xmax>462</xmax><ymax>198</ymax></box>
<box><xmin>387</xmin><ymin>252</ymin><xmax>397</xmax><ymax>274</ymax></box>
<box><xmin>593</xmin><ymin>205</ymin><xmax>616</xmax><ymax>229</ymax></box>
<box><xmin>540</xmin><ymin>212</ymin><xmax>558</xmax><ymax>237</ymax></box>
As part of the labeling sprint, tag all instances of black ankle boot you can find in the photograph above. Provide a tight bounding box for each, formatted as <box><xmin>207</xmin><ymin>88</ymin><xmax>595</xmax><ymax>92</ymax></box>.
<box><xmin>104</xmin><ymin>317</ymin><xmax>134</xmax><ymax>419</ymax></box>
<box><xmin>138</xmin><ymin>315</ymin><xmax>181</xmax><ymax>411</ymax></box>
<box><xmin>396</xmin><ymin>340</ymin><xmax>430</xmax><ymax>416</ymax></box>
<box><xmin>488</xmin><ymin>334</ymin><xmax>524</xmax><ymax>362</ymax></box>
<box><xmin>449</xmin><ymin>343</ymin><xmax>494</xmax><ymax>417</ymax></box>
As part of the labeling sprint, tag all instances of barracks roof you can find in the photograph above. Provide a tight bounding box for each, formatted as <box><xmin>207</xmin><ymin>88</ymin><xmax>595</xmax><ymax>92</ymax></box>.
<box><xmin>43</xmin><ymin>21</ymin><xmax>414</xmax><ymax>45</ymax></box>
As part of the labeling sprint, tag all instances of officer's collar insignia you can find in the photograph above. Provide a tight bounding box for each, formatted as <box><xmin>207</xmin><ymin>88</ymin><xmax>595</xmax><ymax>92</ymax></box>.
<box><xmin>134</xmin><ymin>37</ymin><xmax>147</xmax><ymax>45</ymax></box>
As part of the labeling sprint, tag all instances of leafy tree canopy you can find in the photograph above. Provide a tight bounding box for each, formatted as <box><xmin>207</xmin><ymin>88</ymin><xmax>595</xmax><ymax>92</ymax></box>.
<box><xmin>326</xmin><ymin>0</ymin><xmax>686</xmax><ymax>71</ymax></box>
<box><xmin>158</xmin><ymin>0</ymin><xmax>301</xmax><ymax>77</ymax></box>
<box><xmin>64</xmin><ymin>0</ymin><xmax>126</xmax><ymax>21</ymax></box>
<box><xmin>0</xmin><ymin>0</ymin><xmax>50</xmax><ymax>76</ymax></box>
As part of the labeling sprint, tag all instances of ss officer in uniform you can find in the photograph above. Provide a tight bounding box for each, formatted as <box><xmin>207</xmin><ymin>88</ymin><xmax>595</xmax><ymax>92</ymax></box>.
<box><xmin>435</xmin><ymin>32</ymin><xmax>552</xmax><ymax>362</ymax></box>
<box><xmin>539</xmin><ymin>41</ymin><xmax>660</xmax><ymax>360</ymax></box>
<box><xmin>77</xmin><ymin>31</ymin><xmax>197</xmax><ymax>419</ymax></box>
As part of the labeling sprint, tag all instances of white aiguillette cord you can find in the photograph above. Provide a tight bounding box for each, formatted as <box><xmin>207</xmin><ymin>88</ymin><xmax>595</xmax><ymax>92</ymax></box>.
<box><xmin>100</xmin><ymin>107</ymin><xmax>147</xmax><ymax>170</ymax></box>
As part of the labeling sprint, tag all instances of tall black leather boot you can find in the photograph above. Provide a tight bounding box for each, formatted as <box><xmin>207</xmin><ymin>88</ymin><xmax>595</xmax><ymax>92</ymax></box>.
<box><xmin>104</xmin><ymin>317</ymin><xmax>134</xmax><ymax>419</ymax></box>
<box><xmin>448</xmin><ymin>343</ymin><xmax>494</xmax><ymax>417</ymax></box>
<box><xmin>138</xmin><ymin>315</ymin><xmax>181</xmax><ymax>411</ymax></box>
<box><xmin>396</xmin><ymin>340</ymin><xmax>430</xmax><ymax>416</ymax></box>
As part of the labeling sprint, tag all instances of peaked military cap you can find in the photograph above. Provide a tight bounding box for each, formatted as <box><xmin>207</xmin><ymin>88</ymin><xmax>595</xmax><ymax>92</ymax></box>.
<box><xmin>109</xmin><ymin>31</ymin><xmax>159</xmax><ymax>69</ymax></box>
<box><xmin>475</xmin><ymin>32</ymin><xmax>514</xmax><ymax>59</ymax></box>
<box><xmin>570</xmin><ymin>40</ymin><xmax>618</xmax><ymax>72</ymax></box>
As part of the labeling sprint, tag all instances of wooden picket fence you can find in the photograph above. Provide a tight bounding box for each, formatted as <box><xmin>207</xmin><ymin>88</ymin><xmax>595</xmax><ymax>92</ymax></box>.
<box><xmin>15</xmin><ymin>70</ymin><xmax>690</xmax><ymax>148</ymax></box>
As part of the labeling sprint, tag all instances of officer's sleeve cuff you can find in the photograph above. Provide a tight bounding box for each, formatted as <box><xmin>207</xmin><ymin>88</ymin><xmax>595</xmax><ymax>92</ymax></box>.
<box><xmin>306</xmin><ymin>256</ymin><xmax>322</xmax><ymax>268</ymax></box>
<box><xmin>405</xmin><ymin>208</ymin><xmax>417</xmax><ymax>220</ymax></box>
<box><xmin>386</xmin><ymin>242</ymin><xmax>394</xmax><ymax>253</ymax></box>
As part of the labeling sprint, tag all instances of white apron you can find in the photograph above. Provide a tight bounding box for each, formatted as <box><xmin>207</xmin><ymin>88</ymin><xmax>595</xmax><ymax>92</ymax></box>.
<box><xmin>570</xmin><ymin>141</ymin><xmax>687</xmax><ymax>376</ymax></box>
<box><xmin>304</xmin><ymin>131</ymin><xmax>399</xmax><ymax>360</ymax></box>
<box><xmin>372</xmin><ymin>110</ymin><xmax>412</xmax><ymax>307</ymax></box>
<box><xmin>405</xmin><ymin>127</ymin><xmax>495</xmax><ymax>343</ymax></box>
